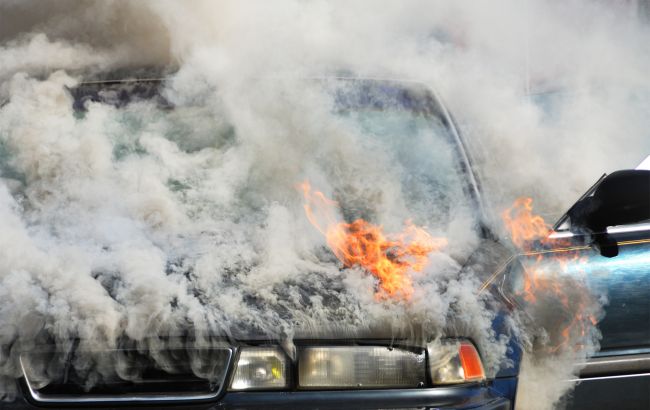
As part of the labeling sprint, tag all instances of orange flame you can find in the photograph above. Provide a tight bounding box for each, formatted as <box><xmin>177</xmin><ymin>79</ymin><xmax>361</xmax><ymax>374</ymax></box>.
<box><xmin>502</xmin><ymin>197</ymin><xmax>597</xmax><ymax>352</ymax></box>
<box><xmin>300</xmin><ymin>181</ymin><xmax>447</xmax><ymax>300</ymax></box>
<box><xmin>501</xmin><ymin>197</ymin><xmax>554</xmax><ymax>250</ymax></box>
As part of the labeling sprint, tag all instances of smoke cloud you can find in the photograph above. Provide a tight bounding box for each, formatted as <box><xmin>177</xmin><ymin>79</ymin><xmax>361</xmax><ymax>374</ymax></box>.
<box><xmin>2</xmin><ymin>1</ymin><xmax>649</xmax><ymax>408</ymax></box>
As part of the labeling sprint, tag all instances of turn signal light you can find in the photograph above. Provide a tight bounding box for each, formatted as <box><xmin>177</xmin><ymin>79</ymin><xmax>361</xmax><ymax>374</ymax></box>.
<box><xmin>458</xmin><ymin>341</ymin><xmax>485</xmax><ymax>381</ymax></box>
<box><xmin>427</xmin><ymin>339</ymin><xmax>485</xmax><ymax>385</ymax></box>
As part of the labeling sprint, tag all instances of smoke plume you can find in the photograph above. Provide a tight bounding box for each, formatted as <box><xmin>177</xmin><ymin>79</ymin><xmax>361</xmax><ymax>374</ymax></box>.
<box><xmin>2</xmin><ymin>1</ymin><xmax>650</xmax><ymax>408</ymax></box>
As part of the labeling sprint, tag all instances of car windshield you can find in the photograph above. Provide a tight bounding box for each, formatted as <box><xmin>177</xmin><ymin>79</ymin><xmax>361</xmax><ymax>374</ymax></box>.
<box><xmin>0</xmin><ymin>78</ymin><xmax>481</xmax><ymax>340</ymax></box>
<box><xmin>65</xmin><ymin>80</ymin><xmax>479</xmax><ymax>239</ymax></box>
<box><xmin>337</xmin><ymin>105</ymin><xmax>476</xmax><ymax>232</ymax></box>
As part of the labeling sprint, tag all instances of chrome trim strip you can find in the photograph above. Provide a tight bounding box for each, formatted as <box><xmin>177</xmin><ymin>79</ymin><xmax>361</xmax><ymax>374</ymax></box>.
<box><xmin>608</xmin><ymin>223</ymin><xmax>650</xmax><ymax>235</ymax></box>
<box><xmin>568</xmin><ymin>372</ymin><xmax>650</xmax><ymax>382</ymax></box>
<box><xmin>20</xmin><ymin>348</ymin><xmax>233</xmax><ymax>404</ymax></box>
<box><xmin>576</xmin><ymin>353</ymin><xmax>650</xmax><ymax>378</ymax></box>
<box><xmin>550</xmin><ymin>223</ymin><xmax>650</xmax><ymax>239</ymax></box>
<box><xmin>548</xmin><ymin>231</ymin><xmax>574</xmax><ymax>239</ymax></box>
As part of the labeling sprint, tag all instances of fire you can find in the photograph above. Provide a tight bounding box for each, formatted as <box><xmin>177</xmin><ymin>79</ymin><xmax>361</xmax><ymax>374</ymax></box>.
<box><xmin>501</xmin><ymin>197</ymin><xmax>583</xmax><ymax>303</ymax></box>
<box><xmin>502</xmin><ymin>197</ymin><xmax>597</xmax><ymax>352</ymax></box>
<box><xmin>299</xmin><ymin>181</ymin><xmax>447</xmax><ymax>300</ymax></box>
<box><xmin>501</xmin><ymin>197</ymin><xmax>554</xmax><ymax>250</ymax></box>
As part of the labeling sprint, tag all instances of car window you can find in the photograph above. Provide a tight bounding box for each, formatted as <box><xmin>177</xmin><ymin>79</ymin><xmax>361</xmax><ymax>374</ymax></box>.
<box><xmin>340</xmin><ymin>109</ymin><xmax>475</xmax><ymax>230</ymax></box>
<box><xmin>65</xmin><ymin>80</ymin><xmax>479</xmax><ymax>237</ymax></box>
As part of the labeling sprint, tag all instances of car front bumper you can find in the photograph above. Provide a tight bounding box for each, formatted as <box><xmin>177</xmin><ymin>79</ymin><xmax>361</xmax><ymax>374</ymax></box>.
<box><xmin>1</xmin><ymin>379</ymin><xmax>513</xmax><ymax>410</ymax></box>
<box><xmin>219</xmin><ymin>385</ymin><xmax>511</xmax><ymax>409</ymax></box>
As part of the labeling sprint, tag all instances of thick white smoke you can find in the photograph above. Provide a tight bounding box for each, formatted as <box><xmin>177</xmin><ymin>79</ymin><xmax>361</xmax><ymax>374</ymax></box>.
<box><xmin>2</xmin><ymin>1</ymin><xmax>650</xmax><ymax>408</ymax></box>
<box><xmin>0</xmin><ymin>66</ymin><xmax>503</xmax><ymax>401</ymax></box>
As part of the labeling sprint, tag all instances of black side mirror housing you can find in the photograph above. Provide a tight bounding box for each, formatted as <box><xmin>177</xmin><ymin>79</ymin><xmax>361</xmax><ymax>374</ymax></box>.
<box><xmin>568</xmin><ymin>169</ymin><xmax>650</xmax><ymax>257</ymax></box>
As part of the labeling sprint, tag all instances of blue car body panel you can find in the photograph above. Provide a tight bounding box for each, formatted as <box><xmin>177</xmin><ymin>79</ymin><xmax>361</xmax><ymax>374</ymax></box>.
<box><xmin>517</xmin><ymin>230</ymin><xmax>650</xmax><ymax>353</ymax></box>
<box><xmin>565</xmin><ymin>231</ymin><xmax>650</xmax><ymax>410</ymax></box>
<box><xmin>583</xmin><ymin>235</ymin><xmax>650</xmax><ymax>351</ymax></box>
<box><xmin>513</xmin><ymin>231</ymin><xmax>650</xmax><ymax>409</ymax></box>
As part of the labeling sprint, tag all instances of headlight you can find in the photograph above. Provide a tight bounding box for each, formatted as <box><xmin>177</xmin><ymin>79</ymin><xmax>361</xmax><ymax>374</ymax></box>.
<box><xmin>427</xmin><ymin>339</ymin><xmax>485</xmax><ymax>385</ymax></box>
<box><xmin>229</xmin><ymin>347</ymin><xmax>289</xmax><ymax>391</ymax></box>
<box><xmin>298</xmin><ymin>346</ymin><xmax>425</xmax><ymax>389</ymax></box>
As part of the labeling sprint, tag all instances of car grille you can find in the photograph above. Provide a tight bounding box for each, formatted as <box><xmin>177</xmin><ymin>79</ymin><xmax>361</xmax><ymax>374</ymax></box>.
<box><xmin>20</xmin><ymin>346</ymin><xmax>233</xmax><ymax>404</ymax></box>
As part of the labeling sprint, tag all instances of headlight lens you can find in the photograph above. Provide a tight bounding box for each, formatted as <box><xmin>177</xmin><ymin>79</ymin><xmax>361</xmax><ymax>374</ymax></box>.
<box><xmin>427</xmin><ymin>340</ymin><xmax>485</xmax><ymax>385</ymax></box>
<box><xmin>229</xmin><ymin>347</ymin><xmax>288</xmax><ymax>391</ymax></box>
<box><xmin>229</xmin><ymin>341</ymin><xmax>484</xmax><ymax>391</ymax></box>
<box><xmin>298</xmin><ymin>346</ymin><xmax>425</xmax><ymax>389</ymax></box>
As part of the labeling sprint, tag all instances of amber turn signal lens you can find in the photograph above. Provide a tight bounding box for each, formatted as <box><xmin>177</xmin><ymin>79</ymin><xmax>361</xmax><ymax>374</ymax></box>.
<box><xmin>458</xmin><ymin>341</ymin><xmax>485</xmax><ymax>381</ymax></box>
<box><xmin>427</xmin><ymin>339</ymin><xmax>485</xmax><ymax>385</ymax></box>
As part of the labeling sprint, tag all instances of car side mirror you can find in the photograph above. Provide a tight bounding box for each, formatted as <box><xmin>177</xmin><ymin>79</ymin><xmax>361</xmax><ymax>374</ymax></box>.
<box><xmin>567</xmin><ymin>169</ymin><xmax>650</xmax><ymax>257</ymax></box>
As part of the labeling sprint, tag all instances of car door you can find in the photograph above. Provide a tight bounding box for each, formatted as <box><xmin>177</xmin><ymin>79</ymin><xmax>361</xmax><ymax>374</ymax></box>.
<box><xmin>559</xmin><ymin>223</ymin><xmax>650</xmax><ymax>410</ymax></box>
<box><xmin>548</xmin><ymin>171</ymin><xmax>650</xmax><ymax>409</ymax></box>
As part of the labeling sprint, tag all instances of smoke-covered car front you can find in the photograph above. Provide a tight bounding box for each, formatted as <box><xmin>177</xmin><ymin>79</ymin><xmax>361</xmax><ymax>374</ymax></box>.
<box><xmin>0</xmin><ymin>77</ymin><xmax>516</xmax><ymax>409</ymax></box>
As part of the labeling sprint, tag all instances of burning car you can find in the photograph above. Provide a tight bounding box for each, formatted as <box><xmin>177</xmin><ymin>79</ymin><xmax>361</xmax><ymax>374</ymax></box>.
<box><xmin>0</xmin><ymin>76</ymin><xmax>521</xmax><ymax>409</ymax></box>
<box><xmin>5</xmin><ymin>73</ymin><xmax>647</xmax><ymax>410</ymax></box>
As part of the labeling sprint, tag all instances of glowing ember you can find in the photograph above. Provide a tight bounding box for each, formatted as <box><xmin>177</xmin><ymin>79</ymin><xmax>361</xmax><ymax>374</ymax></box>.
<box><xmin>502</xmin><ymin>197</ymin><xmax>597</xmax><ymax>352</ymax></box>
<box><xmin>299</xmin><ymin>181</ymin><xmax>447</xmax><ymax>299</ymax></box>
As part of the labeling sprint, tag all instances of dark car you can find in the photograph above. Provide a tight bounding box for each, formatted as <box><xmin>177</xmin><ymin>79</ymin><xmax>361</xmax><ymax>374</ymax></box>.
<box><xmin>553</xmin><ymin>165</ymin><xmax>650</xmax><ymax>410</ymax></box>
<box><xmin>0</xmin><ymin>77</ymin><xmax>519</xmax><ymax>410</ymax></box>
<box><xmin>493</xmin><ymin>161</ymin><xmax>650</xmax><ymax>409</ymax></box>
